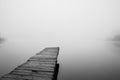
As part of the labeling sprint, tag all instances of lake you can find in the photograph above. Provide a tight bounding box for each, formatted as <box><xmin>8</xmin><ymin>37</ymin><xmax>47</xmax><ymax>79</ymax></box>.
<box><xmin>0</xmin><ymin>0</ymin><xmax>120</xmax><ymax>80</ymax></box>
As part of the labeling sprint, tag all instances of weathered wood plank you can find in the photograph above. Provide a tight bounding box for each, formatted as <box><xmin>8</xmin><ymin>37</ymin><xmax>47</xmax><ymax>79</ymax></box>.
<box><xmin>11</xmin><ymin>70</ymin><xmax>54</xmax><ymax>77</ymax></box>
<box><xmin>2</xmin><ymin>74</ymin><xmax>33</xmax><ymax>79</ymax></box>
<box><xmin>15</xmin><ymin>67</ymin><xmax>55</xmax><ymax>72</ymax></box>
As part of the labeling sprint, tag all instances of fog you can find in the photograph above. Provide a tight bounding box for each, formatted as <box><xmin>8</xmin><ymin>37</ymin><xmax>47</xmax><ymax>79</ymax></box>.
<box><xmin>0</xmin><ymin>0</ymin><xmax>120</xmax><ymax>80</ymax></box>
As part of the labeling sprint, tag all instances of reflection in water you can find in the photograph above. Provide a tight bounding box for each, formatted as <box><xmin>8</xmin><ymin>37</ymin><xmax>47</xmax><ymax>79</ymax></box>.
<box><xmin>0</xmin><ymin>37</ymin><xmax>5</xmax><ymax>44</ymax></box>
<box><xmin>112</xmin><ymin>34</ymin><xmax>120</xmax><ymax>42</ymax></box>
<box><xmin>111</xmin><ymin>34</ymin><xmax>120</xmax><ymax>48</ymax></box>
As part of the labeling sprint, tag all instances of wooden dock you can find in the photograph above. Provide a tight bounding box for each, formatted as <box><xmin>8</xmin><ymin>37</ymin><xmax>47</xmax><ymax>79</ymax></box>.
<box><xmin>0</xmin><ymin>47</ymin><xmax>60</xmax><ymax>80</ymax></box>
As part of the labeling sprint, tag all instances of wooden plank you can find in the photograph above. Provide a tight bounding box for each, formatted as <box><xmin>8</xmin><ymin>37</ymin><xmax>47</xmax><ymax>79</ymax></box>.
<box><xmin>0</xmin><ymin>77</ymin><xmax>23</xmax><ymax>80</ymax></box>
<box><xmin>15</xmin><ymin>66</ymin><xmax>55</xmax><ymax>72</ymax></box>
<box><xmin>2</xmin><ymin>74</ymin><xmax>32</xmax><ymax>79</ymax></box>
<box><xmin>11</xmin><ymin>70</ymin><xmax>54</xmax><ymax>76</ymax></box>
<box><xmin>28</xmin><ymin>58</ymin><xmax>57</xmax><ymax>62</ymax></box>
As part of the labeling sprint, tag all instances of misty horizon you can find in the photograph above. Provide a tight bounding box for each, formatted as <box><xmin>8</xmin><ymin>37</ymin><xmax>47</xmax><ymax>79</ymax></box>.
<box><xmin>0</xmin><ymin>0</ymin><xmax>120</xmax><ymax>80</ymax></box>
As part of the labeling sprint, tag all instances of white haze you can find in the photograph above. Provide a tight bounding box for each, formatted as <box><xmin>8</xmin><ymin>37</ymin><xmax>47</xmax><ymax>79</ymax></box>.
<box><xmin>0</xmin><ymin>0</ymin><xmax>120</xmax><ymax>80</ymax></box>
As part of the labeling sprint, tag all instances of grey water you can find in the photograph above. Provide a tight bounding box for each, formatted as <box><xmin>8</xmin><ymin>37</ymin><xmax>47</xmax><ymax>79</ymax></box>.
<box><xmin>0</xmin><ymin>0</ymin><xmax>120</xmax><ymax>80</ymax></box>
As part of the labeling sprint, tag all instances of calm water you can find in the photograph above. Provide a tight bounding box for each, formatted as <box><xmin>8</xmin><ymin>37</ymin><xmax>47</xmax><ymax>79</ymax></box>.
<box><xmin>0</xmin><ymin>0</ymin><xmax>120</xmax><ymax>80</ymax></box>
<box><xmin>0</xmin><ymin>38</ymin><xmax>120</xmax><ymax>80</ymax></box>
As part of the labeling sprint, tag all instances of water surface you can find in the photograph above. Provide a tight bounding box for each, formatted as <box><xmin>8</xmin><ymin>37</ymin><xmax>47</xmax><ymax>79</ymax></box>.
<box><xmin>0</xmin><ymin>0</ymin><xmax>120</xmax><ymax>80</ymax></box>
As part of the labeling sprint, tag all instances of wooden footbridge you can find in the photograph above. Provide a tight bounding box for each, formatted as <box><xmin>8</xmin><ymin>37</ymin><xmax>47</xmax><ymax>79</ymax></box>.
<box><xmin>0</xmin><ymin>47</ymin><xmax>60</xmax><ymax>80</ymax></box>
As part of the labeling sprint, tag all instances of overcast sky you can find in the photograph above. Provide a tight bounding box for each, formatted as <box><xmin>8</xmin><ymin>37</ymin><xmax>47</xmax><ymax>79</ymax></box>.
<box><xmin>0</xmin><ymin>0</ymin><xmax>120</xmax><ymax>80</ymax></box>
